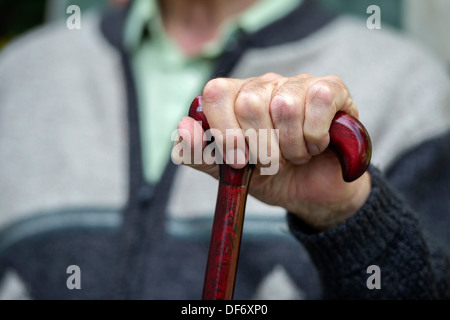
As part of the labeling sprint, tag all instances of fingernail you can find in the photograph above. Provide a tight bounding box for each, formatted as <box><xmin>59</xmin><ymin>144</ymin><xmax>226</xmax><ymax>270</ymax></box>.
<box><xmin>307</xmin><ymin>143</ymin><xmax>320</xmax><ymax>156</ymax></box>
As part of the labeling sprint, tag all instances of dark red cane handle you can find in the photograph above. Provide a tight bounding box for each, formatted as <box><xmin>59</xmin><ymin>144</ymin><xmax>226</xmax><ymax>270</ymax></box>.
<box><xmin>328</xmin><ymin>111</ymin><xmax>372</xmax><ymax>182</ymax></box>
<box><xmin>189</xmin><ymin>94</ymin><xmax>372</xmax><ymax>182</ymax></box>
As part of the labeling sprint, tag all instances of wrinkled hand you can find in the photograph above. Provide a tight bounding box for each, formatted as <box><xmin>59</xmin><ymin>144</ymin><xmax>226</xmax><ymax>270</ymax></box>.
<box><xmin>173</xmin><ymin>73</ymin><xmax>371</xmax><ymax>231</ymax></box>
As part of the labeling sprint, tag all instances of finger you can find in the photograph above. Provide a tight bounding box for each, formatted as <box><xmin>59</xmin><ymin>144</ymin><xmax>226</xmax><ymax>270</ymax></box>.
<box><xmin>269</xmin><ymin>76</ymin><xmax>311</xmax><ymax>164</ymax></box>
<box><xmin>202</xmin><ymin>77</ymin><xmax>248</xmax><ymax>169</ymax></box>
<box><xmin>234</xmin><ymin>74</ymin><xmax>283</xmax><ymax>170</ymax></box>
<box><xmin>304</xmin><ymin>77</ymin><xmax>356</xmax><ymax>156</ymax></box>
<box><xmin>321</xmin><ymin>75</ymin><xmax>358</xmax><ymax>117</ymax></box>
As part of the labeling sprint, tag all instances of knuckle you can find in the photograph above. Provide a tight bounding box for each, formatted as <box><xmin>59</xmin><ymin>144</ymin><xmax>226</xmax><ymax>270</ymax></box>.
<box><xmin>323</xmin><ymin>75</ymin><xmax>350</xmax><ymax>98</ymax></box>
<box><xmin>324</xmin><ymin>74</ymin><xmax>344</xmax><ymax>85</ymax></box>
<box><xmin>235</xmin><ymin>91</ymin><xmax>265</xmax><ymax>121</ymax></box>
<box><xmin>270</xmin><ymin>95</ymin><xmax>297</xmax><ymax>121</ymax></box>
<box><xmin>309</xmin><ymin>81</ymin><xmax>334</xmax><ymax>106</ymax></box>
<box><xmin>261</xmin><ymin>72</ymin><xmax>281</xmax><ymax>80</ymax></box>
<box><xmin>203</xmin><ymin>78</ymin><xmax>229</xmax><ymax>103</ymax></box>
<box><xmin>296</xmin><ymin>73</ymin><xmax>313</xmax><ymax>80</ymax></box>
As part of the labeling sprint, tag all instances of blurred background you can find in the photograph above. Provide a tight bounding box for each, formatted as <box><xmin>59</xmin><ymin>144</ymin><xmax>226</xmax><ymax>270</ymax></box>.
<box><xmin>0</xmin><ymin>0</ymin><xmax>449</xmax><ymax>70</ymax></box>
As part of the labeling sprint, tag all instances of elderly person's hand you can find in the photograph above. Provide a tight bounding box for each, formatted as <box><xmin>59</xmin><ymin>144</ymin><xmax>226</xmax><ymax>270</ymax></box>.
<box><xmin>174</xmin><ymin>73</ymin><xmax>371</xmax><ymax>231</ymax></box>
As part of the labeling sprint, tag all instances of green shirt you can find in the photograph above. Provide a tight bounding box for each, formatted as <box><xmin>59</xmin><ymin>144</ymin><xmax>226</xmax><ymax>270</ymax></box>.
<box><xmin>124</xmin><ymin>0</ymin><xmax>302</xmax><ymax>183</ymax></box>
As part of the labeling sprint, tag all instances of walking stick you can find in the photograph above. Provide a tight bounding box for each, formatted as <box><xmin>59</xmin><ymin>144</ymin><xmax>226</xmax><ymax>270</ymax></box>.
<box><xmin>188</xmin><ymin>94</ymin><xmax>372</xmax><ymax>300</ymax></box>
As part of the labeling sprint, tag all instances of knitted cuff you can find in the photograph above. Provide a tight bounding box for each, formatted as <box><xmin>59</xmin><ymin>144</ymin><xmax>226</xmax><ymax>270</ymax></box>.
<box><xmin>288</xmin><ymin>165</ymin><xmax>414</xmax><ymax>276</ymax></box>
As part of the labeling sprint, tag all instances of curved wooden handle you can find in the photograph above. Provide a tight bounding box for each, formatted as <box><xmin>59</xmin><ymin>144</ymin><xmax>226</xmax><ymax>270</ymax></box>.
<box><xmin>329</xmin><ymin>111</ymin><xmax>372</xmax><ymax>182</ymax></box>
<box><xmin>189</xmin><ymin>94</ymin><xmax>372</xmax><ymax>299</ymax></box>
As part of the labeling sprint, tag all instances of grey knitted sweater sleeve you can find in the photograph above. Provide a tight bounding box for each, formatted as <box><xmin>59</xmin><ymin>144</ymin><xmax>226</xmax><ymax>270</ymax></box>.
<box><xmin>288</xmin><ymin>165</ymin><xmax>450</xmax><ymax>299</ymax></box>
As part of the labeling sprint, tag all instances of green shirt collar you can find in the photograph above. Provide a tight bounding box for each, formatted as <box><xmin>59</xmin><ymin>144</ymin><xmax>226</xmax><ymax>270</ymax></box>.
<box><xmin>124</xmin><ymin>0</ymin><xmax>303</xmax><ymax>56</ymax></box>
